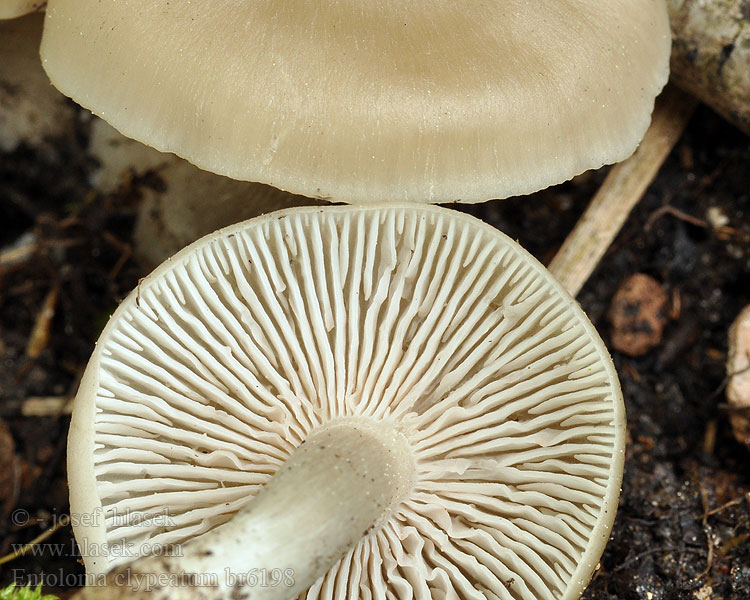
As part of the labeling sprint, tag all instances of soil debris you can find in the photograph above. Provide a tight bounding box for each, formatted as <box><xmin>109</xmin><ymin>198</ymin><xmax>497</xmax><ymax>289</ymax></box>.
<box><xmin>608</xmin><ymin>273</ymin><xmax>670</xmax><ymax>357</ymax></box>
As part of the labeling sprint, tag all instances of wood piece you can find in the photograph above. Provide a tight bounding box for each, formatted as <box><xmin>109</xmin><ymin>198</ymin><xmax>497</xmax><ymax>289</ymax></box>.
<box><xmin>0</xmin><ymin>232</ymin><xmax>36</xmax><ymax>270</ymax></box>
<box><xmin>669</xmin><ymin>0</ymin><xmax>750</xmax><ymax>135</ymax></box>
<box><xmin>727</xmin><ymin>305</ymin><xmax>750</xmax><ymax>448</ymax></box>
<box><xmin>548</xmin><ymin>84</ymin><xmax>697</xmax><ymax>296</ymax></box>
<box><xmin>0</xmin><ymin>396</ymin><xmax>73</xmax><ymax>418</ymax></box>
<box><xmin>25</xmin><ymin>283</ymin><xmax>60</xmax><ymax>359</ymax></box>
<box><xmin>21</xmin><ymin>396</ymin><xmax>73</xmax><ymax>417</ymax></box>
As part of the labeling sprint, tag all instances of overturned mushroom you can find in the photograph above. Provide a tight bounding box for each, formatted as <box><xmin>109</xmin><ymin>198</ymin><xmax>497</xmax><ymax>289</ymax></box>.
<box><xmin>70</xmin><ymin>204</ymin><xmax>624</xmax><ymax>599</ymax></box>
<box><xmin>41</xmin><ymin>1</ymin><xmax>670</xmax><ymax>203</ymax></box>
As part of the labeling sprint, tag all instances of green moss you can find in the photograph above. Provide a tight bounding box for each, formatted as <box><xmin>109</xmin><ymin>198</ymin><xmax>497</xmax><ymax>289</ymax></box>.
<box><xmin>0</xmin><ymin>584</ymin><xmax>58</xmax><ymax>600</ymax></box>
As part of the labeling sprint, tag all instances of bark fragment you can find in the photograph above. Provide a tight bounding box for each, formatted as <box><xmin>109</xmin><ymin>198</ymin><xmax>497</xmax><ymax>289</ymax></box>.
<box><xmin>669</xmin><ymin>0</ymin><xmax>750</xmax><ymax>135</ymax></box>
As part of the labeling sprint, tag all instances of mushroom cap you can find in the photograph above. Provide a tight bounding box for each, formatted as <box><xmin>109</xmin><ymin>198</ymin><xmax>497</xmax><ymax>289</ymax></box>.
<box><xmin>0</xmin><ymin>0</ymin><xmax>43</xmax><ymax>19</ymax></box>
<box><xmin>86</xmin><ymin>118</ymin><xmax>318</xmax><ymax>265</ymax></box>
<box><xmin>41</xmin><ymin>0</ymin><xmax>670</xmax><ymax>203</ymax></box>
<box><xmin>70</xmin><ymin>204</ymin><xmax>624</xmax><ymax>599</ymax></box>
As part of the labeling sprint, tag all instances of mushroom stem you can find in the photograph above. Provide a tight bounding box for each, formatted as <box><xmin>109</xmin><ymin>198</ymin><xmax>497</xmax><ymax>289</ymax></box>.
<box><xmin>75</xmin><ymin>418</ymin><xmax>414</xmax><ymax>600</ymax></box>
<box><xmin>548</xmin><ymin>83</ymin><xmax>697</xmax><ymax>296</ymax></box>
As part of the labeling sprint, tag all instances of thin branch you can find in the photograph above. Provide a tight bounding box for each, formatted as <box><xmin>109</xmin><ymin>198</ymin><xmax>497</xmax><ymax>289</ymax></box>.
<box><xmin>0</xmin><ymin>515</ymin><xmax>71</xmax><ymax>566</ymax></box>
<box><xmin>698</xmin><ymin>493</ymin><xmax>750</xmax><ymax>520</ymax></box>
<box><xmin>644</xmin><ymin>205</ymin><xmax>708</xmax><ymax>231</ymax></box>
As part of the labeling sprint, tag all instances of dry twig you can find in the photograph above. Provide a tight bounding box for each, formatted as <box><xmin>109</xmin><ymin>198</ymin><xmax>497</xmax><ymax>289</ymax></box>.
<box><xmin>22</xmin><ymin>396</ymin><xmax>73</xmax><ymax>417</ymax></box>
<box><xmin>644</xmin><ymin>205</ymin><xmax>708</xmax><ymax>231</ymax></box>
<box><xmin>0</xmin><ymin>515</ymin><xmax>71</xmax><ymax>566</ymax></box>
<box><xmin>25</xmin><ymin>283</ymin><xmax>60</xmax><ymax>359</ymax></box>
<box><xmin>695</xmin><ymin>476</ymin><xmax>714</xmax><ymax>582</ymax></box>
<box><xmin>0</xmin><ymin>232</ymin><xmax>37</xmax><ymax>270</ymax></box>
<box><xmin>698</xmin><ymin>493</ymin><xmax>750</xmax><ymax>520</ymax></box>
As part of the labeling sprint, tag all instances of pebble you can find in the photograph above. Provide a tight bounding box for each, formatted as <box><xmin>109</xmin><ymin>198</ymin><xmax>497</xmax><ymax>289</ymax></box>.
<box><xmin>608</xmin><ymin>274</ymin><xmax>669</xmax><ymax>357</ymax></box>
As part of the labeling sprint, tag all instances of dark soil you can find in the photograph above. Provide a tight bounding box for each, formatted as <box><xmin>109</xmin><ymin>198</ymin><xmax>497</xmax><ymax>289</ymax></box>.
<box><xmin>1</xmin><ymin>101</ymin><xmax>749</xmax><ymax>599</ymax></box>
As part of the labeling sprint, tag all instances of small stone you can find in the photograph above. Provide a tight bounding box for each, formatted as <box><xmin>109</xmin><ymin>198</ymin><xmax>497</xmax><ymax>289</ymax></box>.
<box><xmin>727</xmin><ymin>305</ymin><xmax>750</xmax><ymax>448</ymax></box>
<box><xmin>607</xmin><ymin>274</ymin><xmax>669</xmax><ymax>357</ymax></box>
<box><xmin>693</xmin><ymin>584</ymin><xmax>713</xmax><ymax>600</ymax></box>
<box><xmin>706</xmin><ymin>206</ymin><xmax>729</xmax><ymax>229</ymax></box>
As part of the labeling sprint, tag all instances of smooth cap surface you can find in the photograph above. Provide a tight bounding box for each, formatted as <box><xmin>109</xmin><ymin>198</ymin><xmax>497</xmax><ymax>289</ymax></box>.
<box><xmin>0</xmin><ymin>0</ymin><xmax>43</xmax><ymax>19</ymax></box>
<box><xmin>42</xmin><ymin>1</ymin><xmax>670</xmax><ymax>203</ymax></box>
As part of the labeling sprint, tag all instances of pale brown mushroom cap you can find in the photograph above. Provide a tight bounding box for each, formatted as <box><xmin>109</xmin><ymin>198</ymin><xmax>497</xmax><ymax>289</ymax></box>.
<box><xmin>0</xmin><ymin>0</ymin><xmax>43</xmax><ymax>19</ymax></box>
<box><xmin>69</xmin><ymin>204</ymin><xmax>625</xmax><ymax>599</ymax></box>
<box><xmin>41</xmin><ymin>0</ymin><xmax>670</xmax><ymax>203</ymax></box>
